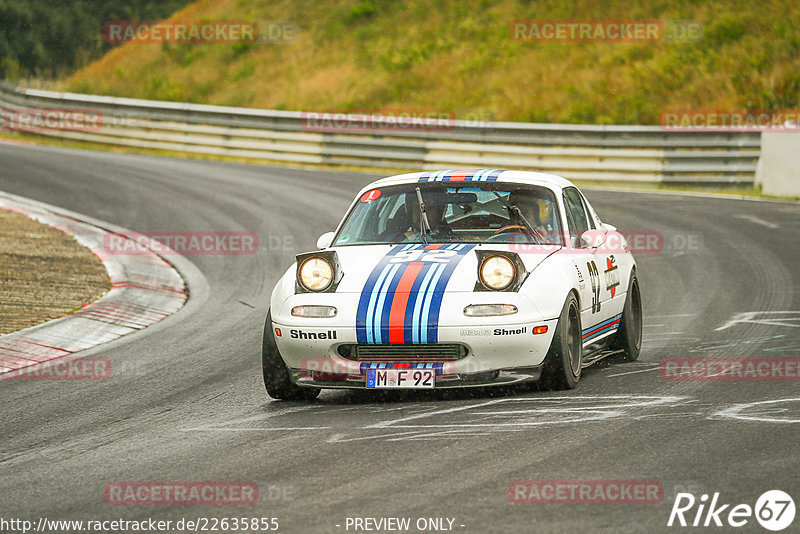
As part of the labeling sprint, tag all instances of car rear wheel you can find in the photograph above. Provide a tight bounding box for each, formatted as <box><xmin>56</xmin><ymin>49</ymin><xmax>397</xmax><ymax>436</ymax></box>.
<box><xmin>539</xmin><ymin>293</ymin><xmax>582</xmax><ymax>390</ymax></box>
<box><xmin>262</xmin><ymin>310</ymin><xmax>320</xmax><ymax>401</ymax></box>
<box><xmin>611</xmin><ymin>273</ymin><xmax>643</xmax><ymax>361</ymax></box>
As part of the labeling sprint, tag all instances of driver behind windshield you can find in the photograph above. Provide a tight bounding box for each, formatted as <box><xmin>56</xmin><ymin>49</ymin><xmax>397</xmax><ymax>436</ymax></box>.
<box><xmin>502</xmin><ymin>191</ymin><xmax>557</xmax><ymax>244</ymax></box>
<box><xmin>383</xmin><ymin>193</ymin><xmax>457</xmax><ymax>243</ymax></box>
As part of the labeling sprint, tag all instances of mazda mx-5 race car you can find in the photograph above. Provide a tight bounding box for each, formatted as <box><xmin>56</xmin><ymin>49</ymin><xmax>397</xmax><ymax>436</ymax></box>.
<box><xmin>263</xmin><ymin>169</ymin><xmax>642</xmax><ymax>400</ymax></box>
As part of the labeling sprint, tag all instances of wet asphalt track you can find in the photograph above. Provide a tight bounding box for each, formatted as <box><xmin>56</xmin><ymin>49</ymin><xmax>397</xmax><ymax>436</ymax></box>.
<box><xmin>0</xmin><ymin>142</ymin><xmax>798</xmax><ymax>533</ymax></box>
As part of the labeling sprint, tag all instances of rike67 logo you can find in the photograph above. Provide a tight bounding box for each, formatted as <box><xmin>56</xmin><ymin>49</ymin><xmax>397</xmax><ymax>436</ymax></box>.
<box><xmin>668</xmin><ymin>490</ymin><xmax>795</xmax><ymax>531</ymax></box>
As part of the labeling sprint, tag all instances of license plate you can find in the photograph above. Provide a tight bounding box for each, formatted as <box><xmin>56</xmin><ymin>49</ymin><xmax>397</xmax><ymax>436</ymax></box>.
<box><xmin>366</xmin><ymin>368</ymin><xmax>435</xmax><ymax>389</ymax></box>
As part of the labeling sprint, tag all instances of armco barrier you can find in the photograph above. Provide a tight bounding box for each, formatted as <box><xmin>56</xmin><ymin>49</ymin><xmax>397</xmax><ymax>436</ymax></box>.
<box><xmin>0</xmin><ymin>82</ymin><xmax>760</xmax><ymax>184</ymax></box>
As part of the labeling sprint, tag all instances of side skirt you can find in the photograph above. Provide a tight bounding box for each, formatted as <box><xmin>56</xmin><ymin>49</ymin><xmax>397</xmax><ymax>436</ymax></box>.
<box><xmin>580</xmin><ymin>344</ymin><xmax>624</xmax><ymax>369</ymax></box>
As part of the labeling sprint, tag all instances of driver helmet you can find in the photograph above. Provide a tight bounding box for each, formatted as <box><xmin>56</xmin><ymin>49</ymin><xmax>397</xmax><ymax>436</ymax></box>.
<box><xmin>535</xmin><ymin>199</ymin><xmax>552</xmax><ymax>226</ymax></box>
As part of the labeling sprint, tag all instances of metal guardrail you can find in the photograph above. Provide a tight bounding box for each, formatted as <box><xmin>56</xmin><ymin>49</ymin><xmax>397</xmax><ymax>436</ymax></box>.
<box><xmin>0</xmin><ymin>82</ymin><xmax>761</xmax><ymax>184</ymax></box>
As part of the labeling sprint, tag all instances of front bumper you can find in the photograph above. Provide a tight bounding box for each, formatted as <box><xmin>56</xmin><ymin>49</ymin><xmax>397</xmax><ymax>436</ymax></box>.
<box><xmin>272</xmin><ymin>317</ymin><xmax>558</xmax><ymax>389</ymax></box>
<box><xmin>289</xmin><ymin>366</ymin><xmax>543</xmax><ymax>389</ymax></box>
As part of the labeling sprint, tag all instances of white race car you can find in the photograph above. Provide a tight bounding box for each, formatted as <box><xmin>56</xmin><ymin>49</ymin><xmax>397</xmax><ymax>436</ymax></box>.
<box><xmin>263</xmin><ymin>169</ymin><xmax>642</xmax><ymax>400</ymax></box>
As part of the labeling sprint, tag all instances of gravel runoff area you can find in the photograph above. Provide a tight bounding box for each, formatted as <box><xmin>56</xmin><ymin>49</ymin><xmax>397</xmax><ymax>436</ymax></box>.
<box><xmin>0</xmin><ymin>207</ymin><xmax>110</xmax><ymax>334</ymax></box>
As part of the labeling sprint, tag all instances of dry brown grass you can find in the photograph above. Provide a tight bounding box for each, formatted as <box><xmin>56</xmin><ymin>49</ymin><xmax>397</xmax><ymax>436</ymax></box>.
<box><xmin>0</xmin><ymin>208</ymin><xmax>110</xmax><ymax>335</ymax></box>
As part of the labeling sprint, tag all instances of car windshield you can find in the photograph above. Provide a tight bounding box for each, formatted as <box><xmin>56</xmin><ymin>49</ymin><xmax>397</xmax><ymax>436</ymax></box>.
<box><xmin>333</xmin><ymin>182</ymin><xmax>564</xmax><ymax>246</ymax></box>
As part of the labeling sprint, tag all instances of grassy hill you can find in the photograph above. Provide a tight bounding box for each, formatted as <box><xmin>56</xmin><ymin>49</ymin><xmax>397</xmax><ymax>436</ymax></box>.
<box><xmin>0</xmin><ymin>0</ymin><xmax>193</xmax><ymax>79</ymax></box>
<box><xmin>62</xmin><ymin>0</ymin><xmax>800</xmax><ymax>124</ymax></box>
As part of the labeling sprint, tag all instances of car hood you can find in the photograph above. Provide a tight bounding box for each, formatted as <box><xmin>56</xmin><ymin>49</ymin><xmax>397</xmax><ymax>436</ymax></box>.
<box><xmin>329</xmin><ymin>243</ymin><xmax>560</xmax><ymax>293</ymax></box>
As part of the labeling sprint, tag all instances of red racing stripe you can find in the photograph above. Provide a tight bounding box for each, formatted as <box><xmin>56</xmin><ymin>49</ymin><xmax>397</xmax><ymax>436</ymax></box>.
<box><xmin>388</xmin><ymin>262</ymin><xmax>424</xmax><ymax>344</ymax></box>
<box><xmin>582</xmin><ymin>318</ymin><xmax>621</xmax><ymax>339</ymax></box>
<box><xmin>447</xmin><ymin>169</ymin><xmax>477</xmax><ymax>181</ymax></box>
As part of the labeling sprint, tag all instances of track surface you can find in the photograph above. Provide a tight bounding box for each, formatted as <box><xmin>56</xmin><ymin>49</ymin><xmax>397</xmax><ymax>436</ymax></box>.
<box><xmin>1</xmin><ymin>143</ymin><xmax>799</xmax><ymax>533</ymax></box>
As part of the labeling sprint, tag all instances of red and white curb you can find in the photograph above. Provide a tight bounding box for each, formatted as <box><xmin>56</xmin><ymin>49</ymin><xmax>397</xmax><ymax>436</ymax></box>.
<box><xmin>0</xmin><ymin>192</ymin><xmax>188</xmax><ymax>375</ymax></box>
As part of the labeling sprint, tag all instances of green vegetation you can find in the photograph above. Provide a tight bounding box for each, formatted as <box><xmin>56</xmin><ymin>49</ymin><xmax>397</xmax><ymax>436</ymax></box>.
<box><xmin>4</xmin><ymin>0</ymin><xmax>796</xmax><ymax>125</ymax></box>
<box><xmin>0</xmin><ymin>0</ymin><xmax>193</xmax><ymax>79</ymax></box>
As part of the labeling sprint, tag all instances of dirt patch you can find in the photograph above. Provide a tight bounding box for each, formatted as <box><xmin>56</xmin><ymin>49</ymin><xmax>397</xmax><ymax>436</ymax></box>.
<box><xmin>0</xmin><ymin>208</ymin><xmax>110</xmax><ymax>334</ymax></box>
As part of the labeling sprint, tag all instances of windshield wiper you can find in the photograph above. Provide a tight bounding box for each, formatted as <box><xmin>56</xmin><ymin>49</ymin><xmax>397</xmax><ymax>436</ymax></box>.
<box><xmin>492</xmin><ymin>191</ymin><xmax>540</xmax><ymax>244</ymax></box>
<box><xmin>415</xmin><ymin>187</ymin><xmax>432</xmax><ymax>244</ymax></box>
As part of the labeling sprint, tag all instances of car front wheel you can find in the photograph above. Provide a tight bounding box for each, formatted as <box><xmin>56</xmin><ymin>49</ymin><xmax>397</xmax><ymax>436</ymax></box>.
<box><xmin>262</xmin><ymin>310</ymin><xmax>320</xmax><ymax>401</ymax></box>
<box><xmin>539</xmin><ymin>292</ymin><xmax>582</xmax><ymax>390</ymax></box>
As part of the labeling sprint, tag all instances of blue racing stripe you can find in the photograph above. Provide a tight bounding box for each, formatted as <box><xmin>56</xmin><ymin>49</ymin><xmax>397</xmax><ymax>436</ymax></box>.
<box><xmin>360</xmin><ymin>362</ymin><xmax>445</xmax><ymax>375</ymax></box>
<box><xmin>365</xmin><ymin>263</ymin><xmax>395</xmax><ymax>343</ymax></box>
<box><xmin>420</xmin><ymin>263</ymin><xmax>446</xmax><ymax>343</ymax></box>
<box><xmin>417</xmin><ymin>169</ymin><xmax>504</xmax><ymax>182</ymax></box>
<box><xmin>378</xmin><ymin>261</ymin><xmax>409</xmax><ymax>343</ymax></box>
<box><xmin>355</xmin><ymin>243</ymin><xmax>474</xmax><ymax>345</ymax></box>
<box><xmin>356</xmin><ymin>260</ymin><xmax>391</xmax><ymax>343</ymax></box>
<box><xmin>582</xmin><ymin>313</ymin><xmax>623</xmax><ymax>342</ymax></box>
<box><xmin>582</xmin><ymin>313</ymin><xmax>623</xmax><ymax>336</ymax></box>
<box><xmin>372</xmin><ymin>263</ymin><xmax>402</xmax><ymax>344</ymax></box>
<box><xmin>583</xmin><ymin>325</ymin><xmax>619</xmax><ymax>342</ymax></box>
<box><xmin>357</xmin><ymin>244</ymin><xmax>425</xmax><ymax>343</ymax></box>
<box><xmin>403</xmin><ymin>261</ymin><xmax>432</xmax><ymax>343</ymax></box>
<box><xmin>412</xmin><ymin>262</ymin><xmax>440</xmax><ymax>343</ymax></box>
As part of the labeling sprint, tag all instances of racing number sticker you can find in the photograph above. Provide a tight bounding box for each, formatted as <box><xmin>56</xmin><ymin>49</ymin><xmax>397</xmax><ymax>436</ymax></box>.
<box><xmin>361</xmin><ymin>189</ymin><xmax>381</xmax><ymax>203</ymax></box>
<box><xmin>587</xmin><ymin>260</ymin><xmax>601</xmax><ymax>314</ymax></box>
<box><xmin>390</xmin><ymin>249</ymin><xmax>458</xmax><ymax>263</ymax></box>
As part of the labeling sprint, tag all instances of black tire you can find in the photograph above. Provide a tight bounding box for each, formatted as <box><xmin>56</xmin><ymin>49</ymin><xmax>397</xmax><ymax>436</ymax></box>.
<box><xmin>611</xmin><ymin>273</ymin><xmax>643</xmax><ymax>361</ymax></box>
<box><xmin>539</xmin><ymin>293</ymin><xmax>582</xmax><ymax>390</ymax></box>
<box><xmin>262</xmin><ymin>310</ymin><xmax>320</xmax><ymax>401</ymax></box>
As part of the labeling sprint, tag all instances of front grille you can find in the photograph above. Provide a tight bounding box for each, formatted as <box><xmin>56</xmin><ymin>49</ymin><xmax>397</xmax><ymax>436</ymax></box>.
<box><xmin>337</xmin><ymin>344</ymin><xmax>468</xmax><ymax>362</ymax></box>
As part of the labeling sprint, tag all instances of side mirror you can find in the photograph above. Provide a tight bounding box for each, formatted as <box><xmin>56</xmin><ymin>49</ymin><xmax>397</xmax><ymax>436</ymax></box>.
<box><xmin>581</xmin><ymin>229</ymin><xmax>606</xmax><ymax>249</ymax></box>
<box><xmin>316</xmin><ymin>231</ymin><xmax>335</xmax><ymax>249</ymax></box>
